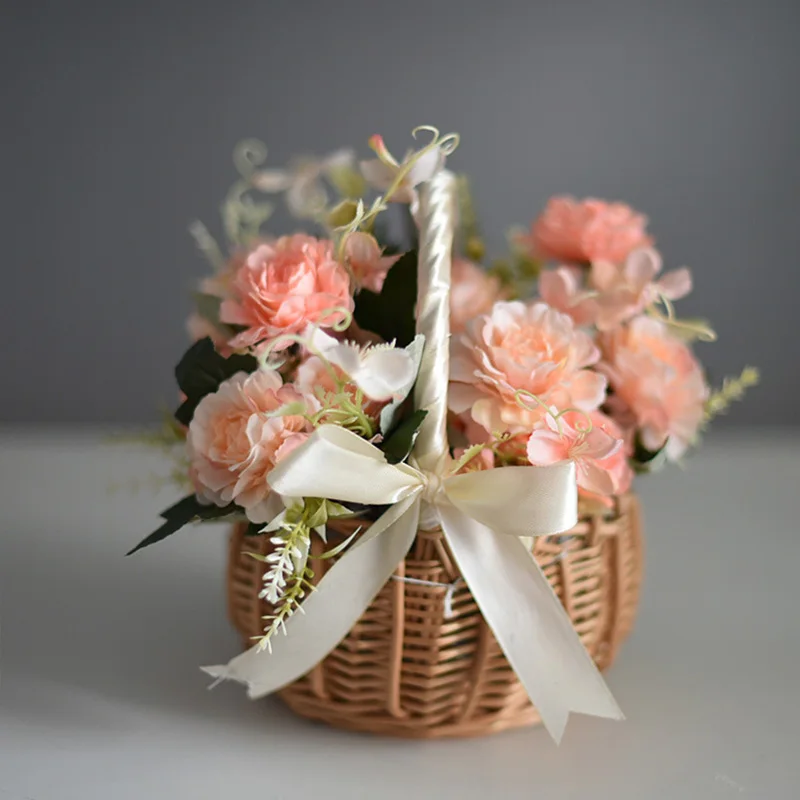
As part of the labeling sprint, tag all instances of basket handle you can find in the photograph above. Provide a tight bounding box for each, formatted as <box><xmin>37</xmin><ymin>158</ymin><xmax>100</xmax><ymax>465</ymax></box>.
<box><xmin>412</xmin><ymin>169</ymin><xmax>457</xmax><ymax>476</ymax></box>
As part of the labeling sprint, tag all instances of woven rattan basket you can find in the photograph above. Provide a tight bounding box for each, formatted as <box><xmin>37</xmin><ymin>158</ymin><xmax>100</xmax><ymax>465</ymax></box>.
<box><xmin>227</xmin><ymin>492</ymin><xmax>642</xmax><ymax>739</ymax></box>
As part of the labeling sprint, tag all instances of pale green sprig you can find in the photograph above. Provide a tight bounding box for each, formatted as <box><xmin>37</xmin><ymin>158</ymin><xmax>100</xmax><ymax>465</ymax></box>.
<box><xmin>704</xmin><ymin>366</ymin><xmax>760</xmax><ymax>423</ymax></box>
<box><xmin>249</xmin><ymin>498</ymin><xmax>356</xmax><ymax>651</ymax></box>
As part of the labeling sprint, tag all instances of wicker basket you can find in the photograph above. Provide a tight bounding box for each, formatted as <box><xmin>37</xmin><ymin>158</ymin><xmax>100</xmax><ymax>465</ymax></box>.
<box><xmin>227</xmin><ymin>493</ymin><xmax>643</xmax><ymax>739</ymax></box>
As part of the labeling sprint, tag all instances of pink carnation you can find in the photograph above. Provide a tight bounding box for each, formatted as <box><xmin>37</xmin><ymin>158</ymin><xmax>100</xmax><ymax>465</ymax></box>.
<box><xmin>187</xmin><ymin>369</ymin><xmax>315</xmax><ymax>522</ymax></box>
<box><xmin>449</xmin><ymin>301</ymin><xmax>607</xmax><ymax>435</ymax></box>
<box><xmin>526</xmin><ymin>410</ymin><xmax>623</xmax><ymax>496</ymax></box>
<box><xmin>590</xmin><ymin>248</ymin><xmax>692</xmax><ymax>331</ymax></box>
<box><xmin>450</xmin><ymin>258</ymin><xmax>507</xmax><ymax>334</ymax></box>
<box><xmin>601</xmin><ymin>317</ymin><xmax>708</xmax><ymax>460</ymax></box>
<box><xmin>220</xmin><ymin>234</ymin><xmax>353</xmax><ymax>352</ymax></box>
<box><xmin>525</xmin><ymin>196</ymin><xmax>653</xmax><ymax>265</ymax></box>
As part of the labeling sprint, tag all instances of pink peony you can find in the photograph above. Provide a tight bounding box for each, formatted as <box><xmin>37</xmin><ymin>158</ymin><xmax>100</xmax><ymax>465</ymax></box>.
<box><xmin>449</xmin><ymin>301</ymin><xmax>607</xmax><ymax>435</ymax></box>
<box><xmin>601</xmin><ymin>316</ymin><xmax>708</xmax><ymax>460</ymax></box>
<box><xmin>537</xmin><ymin>265</ymin><xmax>598</xmax><ymax>327</ymax></box>
<box><xmin>590</xmin><ymin>248</ymin><xmax>692</xmax><ymax>331</ymax></box>
<box><xmin>525</xmin><ymin>196</ymin><xmax>653</xmax><ymax>265</ymax></box>
<box><xmin>526</xmin><ymin>410</ymin><xmax>623</xmax><ymax>496</ymax></box>
<box><xmin>187</xmin><ymin>369</ymin><xmax>315</xmax><ymax>522</ymax></box>
<box><xmin>344</xmin><ymin>232</ymin><xmax>401</xmax><ymax>293</ymax></box>
<box><xmin>220</xmin><ymin>234</ymin><xmax>353</xmax><ymax>352</ymax></box>
<box><xmin>450</xmin><ymin>258</ymin><xmax>507</xmax><ymax>334</ymax></box>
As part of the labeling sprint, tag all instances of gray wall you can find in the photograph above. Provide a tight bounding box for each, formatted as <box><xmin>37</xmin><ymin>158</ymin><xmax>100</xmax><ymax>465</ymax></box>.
<box><xmin>2</xmin><ymin>0</ymin><xmax>798</xmax><ymax>425</ymax></box>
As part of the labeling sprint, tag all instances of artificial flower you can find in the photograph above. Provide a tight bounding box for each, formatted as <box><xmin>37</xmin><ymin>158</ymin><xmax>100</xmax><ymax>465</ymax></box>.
<box><xmin>537</xmin><ymin>265</ymin><xmax>598</xmax><ymax>327</ymax></box>
<box><xmin>187</xmin><ymin>369</ymin><xmax>315</xmax><ymax>522</ymax></box>
<box><xmin>308</xmin><ymin>329</ymin><xmax>419</xmax><ymax>402</ymax></box>
<box><xmin>590</xmin><ymin>247</ymin><xmax>692</xmax><ymax>330</ymax></box>
<box><xmin>582</xmin><ymin>411</ymin><xmax>634</xmax><ymax>503</ymax></box>
<box><xmin>220</xmin><ymin>234</ymin><xmax>353</xmax><ymax>352</ymax></box>
<box><xmin>600</xmin><ymin>316</ymin><xmax>708</xmax><ymax>460</ymax></box>
<box><xmin>523</xmin><ymin>196</ymin><xmax>653</xmax><ymax>264</ymax></box>
<box><xmin>526</xmin><ymin>410</ymin><xmax>623</xmax><ymax>496</ymax></box>
<box><xmin>344</xmin><ymin>231</ymin><xmax>401</xmax><ymax>293</ymax></box>
<box><xmin>449</xmin><ymin>301</ymin><xmax>606</xmax><ymax>434</ymax></box>
<box><xmin>450</xmin><ymin>257</ymin><xmax>507</xmax><ymax>334</ymax></box>
<box><xmin>360</xmin><ymin>134</ymin><xmax>445</xmax><ymax>204</ymax></box>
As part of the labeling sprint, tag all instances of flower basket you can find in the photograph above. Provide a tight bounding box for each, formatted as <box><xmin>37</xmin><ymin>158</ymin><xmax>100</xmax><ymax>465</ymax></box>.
<box><xmin>227</xmin><ymin>494</ymin><xmax>643</xmax><ymax>738</ymax></box>
<box><xmin>130</xmin><ymin>124</ymin><xmax>756</xmax><ymax>744</ymax></box>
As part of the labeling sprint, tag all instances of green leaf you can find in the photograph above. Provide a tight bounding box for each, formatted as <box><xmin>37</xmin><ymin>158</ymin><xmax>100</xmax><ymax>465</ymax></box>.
<box><xmin>380</xmin><ymin>409</ymin><xmax>428</xmax><ymax>464</ymax></box>
<box><xmin>353</xmin><ymin>250</ymin><xmax>418</xmax><ymax>346</ymax></box>
<box><xmin>126</xmin><ymin>495</ymin><xmax>237</xmax><ymax>555</ymax></box>
<box><xmin>174</xmin><ymin>338</ymin><xmax>257</xmax><ymax>425</ymax></box>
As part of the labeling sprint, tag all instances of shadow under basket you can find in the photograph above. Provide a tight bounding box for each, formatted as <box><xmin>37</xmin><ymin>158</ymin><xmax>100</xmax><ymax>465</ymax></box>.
<box><xmin>227</xmin><ymin>493</ymin><xmax>643</xmax><ymax>739</ymax></box>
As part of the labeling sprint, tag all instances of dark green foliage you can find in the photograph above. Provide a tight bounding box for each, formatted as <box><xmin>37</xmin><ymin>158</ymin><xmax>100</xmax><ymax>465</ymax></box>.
<box><xmin>353</xmin><ymin>250</ymin><xmax>418</xmax><ymax>346</ymax></box>
<box><xmin>174</xmin><ymin>337</ymin><xmax>257</xmax><ymax>425</ymax></box>
<box><xmin>126</xmin><ymin>495</ymin><xmax>237</xmax><ymax>555</ymax></box>
<box><xmin>380</xmin><ymin>409</ymin><xmax>428</xmax><ymax>464</ymax></box>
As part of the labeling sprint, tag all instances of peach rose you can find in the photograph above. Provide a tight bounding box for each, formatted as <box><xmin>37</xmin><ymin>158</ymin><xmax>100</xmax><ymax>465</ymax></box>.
<box><xmin>525</xmin><ymin>196</ymin><xmax>653</xmax><ymax>264</ymax></box>
<box><xmin>449</xmin><ymin>301</ymin><xmax>607</xmax><ymax>435</ymax></box>
<box><xmin>187</xmin><ymin>369</ymin><xmax>314</xmax><ymax>522</ymax></box>
<box><xmin>601</xmin><ymin>317</ymin><xmax>708</xmax><ymax>460</ymax></box>
<box><xmin>450</xmin><ymin>258</ymin><xmax>507</xmax><ymax>334</ymax></box>
<box><xmin>220</xmin><ymin>234</ymin><xmax>353</xmax><ymax>352</ymax></box>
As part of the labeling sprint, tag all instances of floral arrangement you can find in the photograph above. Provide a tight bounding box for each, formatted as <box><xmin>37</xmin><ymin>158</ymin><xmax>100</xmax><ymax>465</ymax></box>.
<box><xmin>130</xmin><ymin>126</ymin><xmax>756</xmax><ymax>737</ymax></box>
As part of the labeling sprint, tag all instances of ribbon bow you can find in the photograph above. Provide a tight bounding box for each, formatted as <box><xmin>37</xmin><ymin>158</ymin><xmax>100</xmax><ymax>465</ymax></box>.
<box><xmin>203</xmin><ymin>424</ymin><xmax>622</xmax><ymax>742</ymax></box>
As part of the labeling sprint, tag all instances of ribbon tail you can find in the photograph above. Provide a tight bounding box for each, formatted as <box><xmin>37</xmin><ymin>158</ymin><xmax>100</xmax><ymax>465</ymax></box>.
<box><xmin>203</xmin><ymin>494</ymin><xmax>421</xmax><ymax>696</ymax></box>
<box><xmin>438</xmin><ymin>503</ymin><xmax>624</xmax><ymax>743</ymax></box>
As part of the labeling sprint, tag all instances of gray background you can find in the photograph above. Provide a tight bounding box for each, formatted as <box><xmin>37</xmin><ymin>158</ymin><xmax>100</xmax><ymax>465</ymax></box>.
<box><xmin>1</xmin><ymin>0</ymin><xmax>797</xmax><ymax>425</ymax></box>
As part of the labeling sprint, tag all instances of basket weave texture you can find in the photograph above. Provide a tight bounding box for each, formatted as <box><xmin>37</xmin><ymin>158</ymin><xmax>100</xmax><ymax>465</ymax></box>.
<box><xmin>227</xmin><ymin>493</ymin><xmax>643</xmax><ymax>738</ymax></box>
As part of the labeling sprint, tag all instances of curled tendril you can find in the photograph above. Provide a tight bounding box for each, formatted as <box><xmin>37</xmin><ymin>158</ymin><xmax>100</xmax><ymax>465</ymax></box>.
<box><xmin>253</xmin><ymin>307</ymin><xmax>355</xmax><ymax>384</ymax></box>
<box><xmin>513</xmin><ymin>390</ymin><xmax>594</xmax><ymax>437</ymax></box>
<box><xmin>233</xmin><ymin>139</ymin><xmax>269</xmax><ymax>179</ymax></box>
<box><xmin>649</xmin><ymin>293</ymin><xmax>717</xmax><ymax>342</ymax></box>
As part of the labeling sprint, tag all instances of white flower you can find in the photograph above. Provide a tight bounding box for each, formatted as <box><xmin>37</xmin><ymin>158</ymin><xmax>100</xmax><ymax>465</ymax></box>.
<box><xmin>359</xmin><ymin>134</ymin><xmax>445</xmax><ymax>204</ymax></box>
<box><xmin>252</xmin><ymin>149</ymin><xmax>356</xmax><ymax>219</ymax></box>
<box><xmin>310</xmin><ymin>328</ymin><xmax>421</xmax><ymax>402</ymax></box>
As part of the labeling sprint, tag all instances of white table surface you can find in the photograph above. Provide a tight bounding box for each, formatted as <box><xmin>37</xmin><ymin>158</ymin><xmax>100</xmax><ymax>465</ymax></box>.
<box><xmin>0</xmin><ymin>429</ymin><xmax>798</xmax><ymax>799</ymax></box>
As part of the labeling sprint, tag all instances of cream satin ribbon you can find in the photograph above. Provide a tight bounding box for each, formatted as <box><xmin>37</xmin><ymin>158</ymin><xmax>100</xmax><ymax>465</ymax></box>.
<box><xmin>203</xmin><ymin>426</ymin><xmax>622</xmax><ymax>742</ymax></box>
<box><xmin>203</xmin><ymin>169</ymin><xmax>623</xmax><ymax>742</ymax></box>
